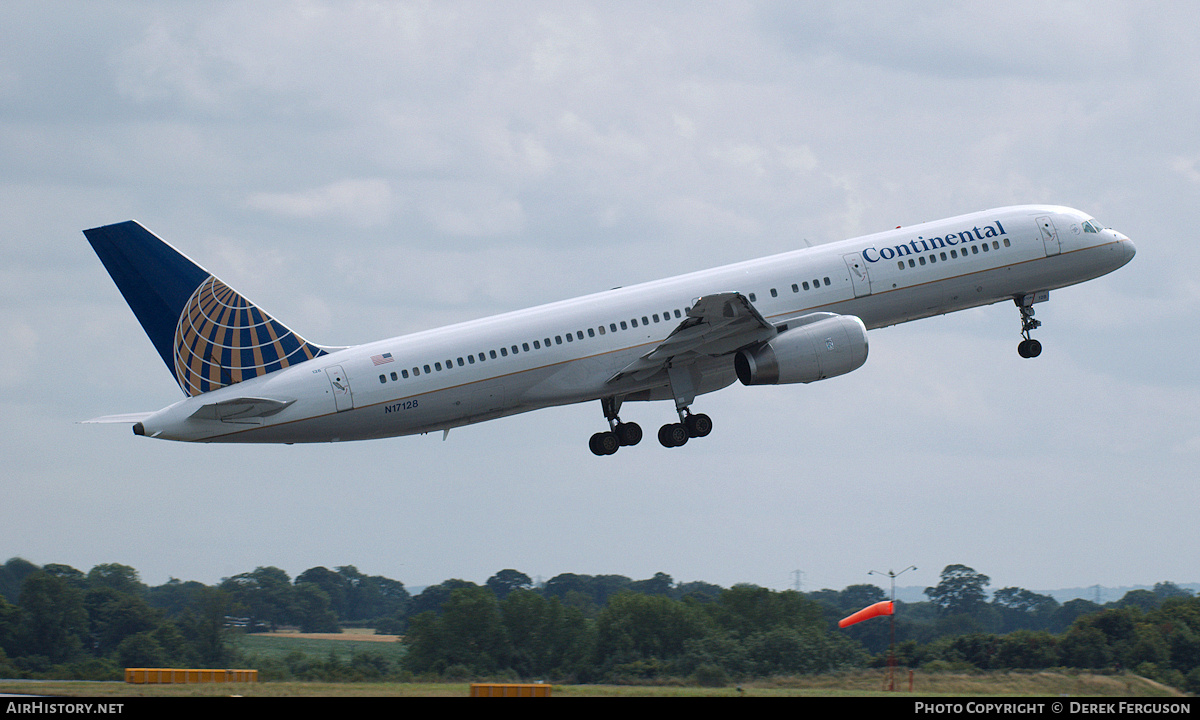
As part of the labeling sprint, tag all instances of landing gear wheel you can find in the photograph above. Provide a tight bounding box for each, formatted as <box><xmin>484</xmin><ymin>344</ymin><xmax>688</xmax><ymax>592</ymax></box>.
<box><xmin>589</xmin><ymin>431</ymin><xmax>620</xmax><ymax>456</ymax></box>
<box><xmin>1017</xmin><ymin>338</ymin><xmax>1042</xmax><ymax>358</ymax></box>
<box><xmin>658</xmin><ymin>423</ymin><xmax>689</xmax><ymax>448</ymax></box>
<box><xmin>685</xmin><ymin>413</ymin><xmax>712</xmax><ymax>438</ymax></box>
<box><xmin>615</xmin><ymin>421</ymin><xmax>643</xmax><ymax>446</ymax></box>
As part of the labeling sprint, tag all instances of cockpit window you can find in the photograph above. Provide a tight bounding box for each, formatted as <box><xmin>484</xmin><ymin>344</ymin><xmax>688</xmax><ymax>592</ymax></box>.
<box><xmin>1083</xmin><ymin>219</ymin><xmax>1103</xmax><ymax>233</ymax></box>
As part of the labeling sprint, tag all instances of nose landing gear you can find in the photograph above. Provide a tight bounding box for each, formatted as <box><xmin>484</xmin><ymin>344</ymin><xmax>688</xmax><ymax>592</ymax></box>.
<box><xmin>1015</xmin><ymin>294</ymin><xmax>1045</xmax><ymax>358</ymax></box>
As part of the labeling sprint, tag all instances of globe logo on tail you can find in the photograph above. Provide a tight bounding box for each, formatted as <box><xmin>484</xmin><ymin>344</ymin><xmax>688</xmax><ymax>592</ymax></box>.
<box><xmin>173</xmin><ymin>276</ymin><xmax>325</xmax><ymax>396</ymax></box>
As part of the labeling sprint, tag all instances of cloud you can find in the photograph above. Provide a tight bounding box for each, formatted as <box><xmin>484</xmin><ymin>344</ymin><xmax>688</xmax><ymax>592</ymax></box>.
<box><xmin>244</xmin><ymin>179</ymin><xmax>396</xmax><ymax>228</ymax></box>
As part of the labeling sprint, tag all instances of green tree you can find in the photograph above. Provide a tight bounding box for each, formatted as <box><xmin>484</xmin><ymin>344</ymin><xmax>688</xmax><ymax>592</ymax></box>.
<box><xmin>219</xmin><ymin>566</ymin><xmax>297</xmax><ymax>631</ymax></box>
<box><xmin>994</xmin><ymin>629</ymin><xmax>1059</xmax><ymax>668</ymax></box>
<box><xmin>84</xmin><ymin>586</ymin><xmax>160</xmax><ymax>656</ymax></box>
<box><xmin>594</xmin><ymin>591</ymin><xmax>708</xmax><ymax>674</ymax></box>
<box><xmin>335</xmin><ymin>566</ymin><xmax>409</xmax><ymax>621</ymax></box>
<box><xmin>293</xmin><ymin>583</ymin><xmax>340</xmax><ymax>633</ymax></box>
<box><xmin>0</xmin><ymin>558</ymin><xmax>39</xmax><ymax>603</ymax></box>
<box><xmin>174</xmin><ymin>586</ymin><xmax>233</xmax><ymax>667</ymax></box>
<box><xmin>924</xmin><ymin>565</ymin><xmax>990</xmax><ymax>617</ymax></box>
<box><xmin>296</xmin><ymin>567</ymin><xmax>350</xmax><ymax>619</ymax></box>
<box><xmin>499</xmin><ymin>589</ymin><xmax>591</xmax><ymax>679</ymax></box>
<box><xmin>486</xmin><ymin>569</ymin><xmax>532</xmax><ymax>600</ymax></box>
<box><xmin>16</xmin><ymin>571</ymin><xmax>88</xmax><ymax>664</ymax></box>
<box><xmin>403</xmin><ymin>586</ymin><xmax>511</xmax><ymax>675</ymax></box>
<box><xmin>87</xmin><ymin>564</ymin><xmax>146</xmax><ymax>597</ymax></box>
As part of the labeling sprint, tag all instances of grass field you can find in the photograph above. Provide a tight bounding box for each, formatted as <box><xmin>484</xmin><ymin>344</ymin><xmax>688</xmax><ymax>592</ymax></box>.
<box><xmin>1</xmin><ymin>632</ymin><xmax>1187</xmax><ymax>697</ymax></box>
<box><xmin>0</xmin><ymin>671</ymin><xmax>1186</xmax><ymax>698</ymax></box>
<box><xmin>233</xmin><ymin>628</ymin><xmax>406</xmax><ymax>666</ymax></box>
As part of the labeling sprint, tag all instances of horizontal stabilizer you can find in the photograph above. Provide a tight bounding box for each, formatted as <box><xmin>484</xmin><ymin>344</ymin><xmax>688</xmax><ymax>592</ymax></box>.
<box><xmin>189</xmin><ymin>397</ymin><xmax>296</xmax><ymax>423</ymax></box>
<box><xmin>80</xmin><ymin>412</ymin><xmax>155</xmax><ymax>424</ymax></box>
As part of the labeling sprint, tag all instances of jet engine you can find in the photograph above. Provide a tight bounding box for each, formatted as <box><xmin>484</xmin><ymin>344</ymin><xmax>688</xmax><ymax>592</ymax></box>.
<box><xmin>734</xmin><ymin>313</ymin><xmax>868</xmax><ymax>385</ymax></box>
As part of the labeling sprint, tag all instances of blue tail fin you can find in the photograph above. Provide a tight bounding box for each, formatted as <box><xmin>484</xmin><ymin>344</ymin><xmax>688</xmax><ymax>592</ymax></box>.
<box><xmin>84</xmin><ymin>221</ymin><xmax>328</xmax><ymax>396</ymax></box>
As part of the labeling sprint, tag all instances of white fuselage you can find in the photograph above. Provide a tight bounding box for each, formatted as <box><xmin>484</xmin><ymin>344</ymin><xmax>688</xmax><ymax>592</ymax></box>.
<box><xmin>134</xmin><ymin>205</ymin><xmax>1135</xmax><ymax>443</ymax></box>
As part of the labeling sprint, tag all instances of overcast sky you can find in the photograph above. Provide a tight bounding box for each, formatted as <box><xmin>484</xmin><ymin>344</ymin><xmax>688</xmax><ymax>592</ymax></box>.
<box><xmin>2</xmin><ymin>2</ymin><xmax>1196</xmax><ymax>599</ymax></box>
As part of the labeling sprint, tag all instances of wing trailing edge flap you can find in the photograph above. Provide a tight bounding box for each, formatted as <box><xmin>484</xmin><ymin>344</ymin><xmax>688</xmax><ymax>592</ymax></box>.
<box><xmin>608</xmin><ymin>291</ymin><xmax>777</xmax><ymax>384</ymax></box>
<box><xmin>189</xmin><ymin>397</ymin><xmax>296</xmax><ymax>424</ymax></box>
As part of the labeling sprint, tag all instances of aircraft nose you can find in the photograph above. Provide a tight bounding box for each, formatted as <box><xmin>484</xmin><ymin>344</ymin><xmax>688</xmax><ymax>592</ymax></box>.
<box><xmin>1123</xmin><ymin>238</ymin><xmax>1137</xmax><ymax>264</ymax></box>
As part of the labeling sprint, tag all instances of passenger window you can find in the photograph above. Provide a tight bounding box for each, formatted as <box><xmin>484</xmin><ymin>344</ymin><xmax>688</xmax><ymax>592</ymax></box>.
<box><xmin>391</xmin><ymin>372</ymin><xmax>398</xmax><ymax>380</ymax></box>
<box><xmin>500</xmin><ymin>347</ymin><xmax>508</xmax><ymax>356</ymax></box>
<box><xmin>565</xmin><ymin>334</ymin><xmax>572</xmax><ymax>342</ymax></box>
<box><xmin>610</xmin><ymin>323</ymin><xmax>617</xmax><ymax>332</ymax></box>
<box><xmin>802</xmin><ymin>281</ymin><xmax>810</xmax><ymax>290</ymax></box>
<box><xmin>641</xmin><ymin>317</ymin><xmax>648</xmax><ymax>326</ymax></box>
<box><xmin>748</xmin><ymin>293</ymin><xmax>756</xmax><ymax>302</ymax></box>
<box><xmin>490</xmin><ymin>350</ymin><xmax>497</xmax><ymax>358</ymax></box>
<box><xmin>379</xmin><ymin>374</ymin><xmax>386</xmax><ymax>384</ymax></box>
<box><xmin>630</xmin><ymin>318</ymin><xmax>638</xmax><ymax>328</ymax></box>
<box><xmin>523</xmin><ymin>343</ymin><xmax>530</xmax><ymax>351</ymax></box>
<box><xmin>824</xmin><ymin>277</ymin><xmax>831</xmax><ymax>286</ymax></box>
<box><xmin>620</xmin><ymin>321</ymin><xmax>627</xmax><ymax>330</ymax></box>
<box><xmin>791</xmin><ymin>284</ymin><xmax>799</xmax><ymax>293</ymax></box>
<box><xmin>555</xmin><ymin>336</ymin><xmax>562</xmax><ymax>345</ymax></box>
<box><xmin>402</xmin><ymin>369</ymin><xmax>409</xmax><ymax>378</ymax></box>
<box><xmin>898</xmin><ymin>262</ymin><xmax>905</xmax><ymax>270</ymax></box>
<box><xmin>770</xmin><ymin>288</ymin><xmax>778</xmax><ymax>297</ymax></box>
<box><xmin>532</xmin><ymin>341</ymin><xmax>540</xmax><ymax>349</ymax></box>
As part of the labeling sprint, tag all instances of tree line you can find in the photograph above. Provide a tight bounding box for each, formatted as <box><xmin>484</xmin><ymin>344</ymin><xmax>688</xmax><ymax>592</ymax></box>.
<box><xmin>0</xmin><ymin>558</ymin><xmax>1197</xmax><ymax>692</ymax></box>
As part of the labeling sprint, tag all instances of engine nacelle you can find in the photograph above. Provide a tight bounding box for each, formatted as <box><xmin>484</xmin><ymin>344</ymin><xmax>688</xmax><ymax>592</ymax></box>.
<box><xmin>734</xmin><ymin>313</ymin><xmax>868</xmax><ymax>385</ymax></box>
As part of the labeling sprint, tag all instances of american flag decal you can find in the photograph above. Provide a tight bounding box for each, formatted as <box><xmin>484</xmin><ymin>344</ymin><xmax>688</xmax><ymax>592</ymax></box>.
<box><xmin>372</xmin><ymin>353</ymin><xmax>394</xmax><ymax>366</ymax></box>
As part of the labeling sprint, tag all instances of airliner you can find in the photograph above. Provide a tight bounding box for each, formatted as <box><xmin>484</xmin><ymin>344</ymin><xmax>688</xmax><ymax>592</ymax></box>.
<box><xmin>83</xmin><ymin>205</ymin><xmax>1135</xmax><ymax>455</ymax></box>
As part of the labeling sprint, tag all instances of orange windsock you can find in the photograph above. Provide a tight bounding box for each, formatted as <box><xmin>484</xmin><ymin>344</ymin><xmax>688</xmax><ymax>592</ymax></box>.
<box><xmin>838</xmin><ymin>600</ymin><xmax>894</xmax><ymax>628</ymax></box>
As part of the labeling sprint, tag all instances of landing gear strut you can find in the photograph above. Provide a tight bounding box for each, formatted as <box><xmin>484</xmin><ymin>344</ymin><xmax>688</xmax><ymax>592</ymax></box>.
<box><xmin>657</xmin><ymin>363</ymin><xmax>712</xmax><ymax>448</ymax></box>
<box><xmin>1015</xmin><ymin>295</ymin><xmax>1043</xmax><ymax>358</ymax></box>
<box><xmin>589</xmin><ymin>397</ymin><xmax>642</xmax><ymax>456</ymax></box>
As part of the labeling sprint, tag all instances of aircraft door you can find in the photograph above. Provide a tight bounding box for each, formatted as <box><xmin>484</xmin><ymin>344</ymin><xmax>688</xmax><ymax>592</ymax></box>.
<box><xmin>1038</xmin><ymin>216</ymin><xmax>1061</xmax><ymax>256</ymax></box>
<box><xmin>843</xmin><ymin>253</ymin><xmax>872</xmax><ymax>297</ymax></box>
<box><xmin>324</xmin><ymin>365</ymin><xmax>354</xmax><ymax>412</ymax></box>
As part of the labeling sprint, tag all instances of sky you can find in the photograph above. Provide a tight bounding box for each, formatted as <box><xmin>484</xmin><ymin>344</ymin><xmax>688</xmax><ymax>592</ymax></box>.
<box><xmin>1</xmin><ymin>1</ymin><xmax>1197</xmax><ymax>601</ymax></box>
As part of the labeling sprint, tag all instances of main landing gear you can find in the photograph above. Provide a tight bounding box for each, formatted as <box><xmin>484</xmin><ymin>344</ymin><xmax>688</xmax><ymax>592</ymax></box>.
<box><xmin>656</xmin><ymin>410</ymin><xmax>712</xmax><ymax>448</ymax></box>
<box><xmin>589</xmin><ymin>397</ymin><xmax>644</xmax><ymax>456</ymax></box>
<box><xmin>1015</xmin><ymin>295</ymin><xmax>1043</xmax><ymax>358</ymax></box>
<box><xmin>589</xmin><ymin>397</ymin><xmax>713</xmax><ymax>455</ymax></box>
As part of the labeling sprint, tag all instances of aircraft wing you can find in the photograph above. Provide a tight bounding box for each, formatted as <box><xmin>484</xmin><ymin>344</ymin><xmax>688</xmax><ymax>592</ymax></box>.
<box><xmin>608</xmin><ymin>291</ymin><xmax>777</xmax><ymax>383</ymax></box>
